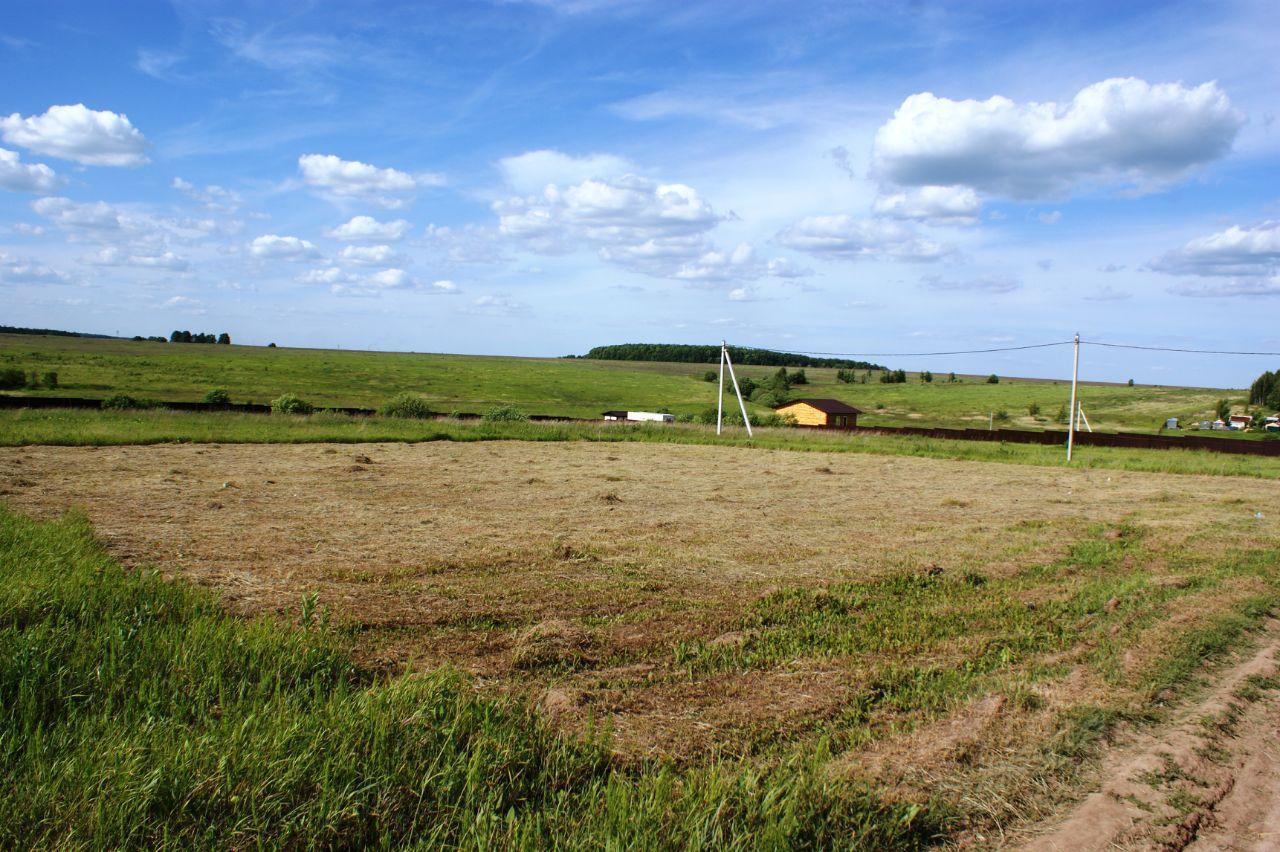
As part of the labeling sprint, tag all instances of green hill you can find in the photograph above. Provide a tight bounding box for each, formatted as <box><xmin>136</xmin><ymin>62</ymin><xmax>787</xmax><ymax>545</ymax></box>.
<box><xmin>0</xmin><ymin>333</ymin><xmax>1249</xmax><ymax>433</ymax></box>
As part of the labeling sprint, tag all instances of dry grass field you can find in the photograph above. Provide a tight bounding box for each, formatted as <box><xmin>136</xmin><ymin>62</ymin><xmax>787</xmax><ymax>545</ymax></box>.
<box><xmin>4</xmin><ymin>440</ymin><xmax>1280</xmax><ymax>844</ymax></box>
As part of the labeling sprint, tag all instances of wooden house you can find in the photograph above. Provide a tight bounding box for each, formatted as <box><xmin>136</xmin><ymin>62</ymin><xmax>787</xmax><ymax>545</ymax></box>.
<box><xmin>773</xmin><ymin>398</ymin><xmax>862</xmax><ymax>429</ymax></box>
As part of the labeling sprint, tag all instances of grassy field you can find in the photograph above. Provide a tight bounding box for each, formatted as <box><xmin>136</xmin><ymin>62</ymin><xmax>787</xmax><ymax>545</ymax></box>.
<box><xmin>3</xmin><ymin>441</ymin><xmax>1279</xmax><ymax>844</ymax></box>
<box><xmin>4</xmin><ymin>407</ymin><xmax>1280</xmax><ymax>479</ymax></box>
<box><xmin>0</xmin><ymin>333</ymin><xmax>1255</xmax><ymax>433</ymax></box>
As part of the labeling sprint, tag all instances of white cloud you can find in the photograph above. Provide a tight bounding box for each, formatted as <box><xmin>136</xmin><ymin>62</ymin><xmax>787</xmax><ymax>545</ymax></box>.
<box><xmin>299</xmin><ymin>264</ymin><xmax>455</xmax><ymax>297</ymax></box>
<box><xmin>494</xmin><ymin>174</ymin><xmax>752</xmax><ymax>279</ymax></box>
<box><xmin>162</xmin><ymin>295</ymin><xmax>205</xmax><ymax>311</ymax></box>
<box><xmin>0</xmin><ymin>252</ymin><xmax>72</xmax><ymax>285</ymax></box>
<box><xmin>765</xmin><ymin>257</ymin><xmax>811</xmax><ymax>278</ymax></box>
<box><xmin>1168</xmin><ymin>277</ymin><xmax>1280</xmax><ymax>298</ymax></box>
<box><xmin>421</xmin><ymin>223</ymin><xmax>505</xmax><ymax>264</ymax></box>
<box><xmin>8</xmin><ymin>223</ymin><xmax>45</xmax><ymax>236</ymax></box>
<box><xmin>468</xmin><ymin>294</ymin><xmax>528</xmax><ymax>316</ymax></box>
<box><xmin>249</xmin><ymin>234</ymin><xmax>321</xmax><ymax>260</ymax></box>
<box><xmin>298</xmin><ymin>154</ymin><xmax>443</xmax><ymax>208</ymax></box>
<box><xmin>171</xmin><ymin>177</ymin><xmax>241</xmax><ymax>212</ymax></box>
<box><xmin>326</xmin><ymin>215</ymin><xmax>411</xmax><ymax>242</ymax></box>
<box><xmin>872</xmin><ymin>78</ymin><xmax>1242</xmax><ymax>199</ymax></box>
<box><xmin>871</xmin><ymin>185</ymin><xmax>980</xmax><ymax>224</ymax></box>
<box><xmin>775</xmin><ymin>215</ymin><xmax>950</xmax><ymax>262</ymax></box>
<box><xmin>296</xmin><ymin>266</ymin><xmax>349</xmax><ymax>285</ymax></box>
<box><xmin>81</xmin><ymin>247</ymin><xmax>190</xmax><ymax>271</ymax></box>
<box><xmin>1</xmin><ymin>104</ymin><xmax>149</xmax><ymax>166</ymax></box>
<box><xmin>430</xmin><ymin>279</ymin><xmax>457</xmax><ymax>292</ymax></box>
<box><xmin>1038</xmin><ymin>210</ymin><xmax>1062</xmax><ymax>225</ymax></box>
<box><xmin>32</xmin><ymin>196</ymin><xmax>123</xmax><ymax>231</ymax></box>
<box><xmin>0</xmin><ymin>147</ymin><xmax>60</xmax><ymax>193</ymax></box>
<box><xmin>1150</xmin><ymin>221</ymin><xmax>1280</xmax><ymax>277</ymax></box>
<box><xmin>921</xmin><ymin>274</ymin><xmax>1021</xmax><ymax>293</ymax></box>
<box><xmin>338</xmin><ymin>244</ymin><xmax>400</xmax><ymax>266</ymax></box>
<box><xmin>497</xmin><ymin>149</ymin><xmax>634</xmax><ymax>194</ymax></box>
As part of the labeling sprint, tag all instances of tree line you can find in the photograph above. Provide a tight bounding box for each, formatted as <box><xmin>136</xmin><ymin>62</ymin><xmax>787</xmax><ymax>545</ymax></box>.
<box><xmin>165</xmin><ymin>331</ymin><xmax>232</xmax><ymax>344</ymax></box>
<box><xmin>1249</xmin><ymin>369</ymin><xmax>1280</xmax><ymax>410</ymax></box>
<box><xmin>581</xmin><ymin>343</ymin><xmax>884</xmax><ymax>370</ymax></box>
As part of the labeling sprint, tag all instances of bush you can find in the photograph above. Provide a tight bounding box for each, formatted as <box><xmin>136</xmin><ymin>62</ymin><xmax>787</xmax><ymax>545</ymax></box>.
<box><xmin>0</xmin><ymin>368</ymin><xmax>24</xmax><ymax>389</ymax></box>
<box><xmin>482</xmin><ymin>404</ymin><xmax>527</xmax><ymax>422</ymax></box>
<box><xmin>378</xmin><ymin>393</ymin><xmax>434</xmax><ymax>419</ymax></box>
<box><xmin>986</xmin><ymin>374</ymin><xmax>999</xmax><ymax>384</ymax></box>
<box><xmin>1028</xmin><ymin>402</ymin><xmax>1040</xmax><ymax>417</ymax></box>
<box><xmin>790</xmin><ymin>369</ymin><xmax>807</xmax><ymax>385</ymax></box>
<box><xmin>100</xmin><ymin>394</ymin><xmax>152</xmax><ymax>410</ymax></box>
<box><xmin>272</xmin><ymin>393</ymin><xmax>314</xmax><ymax>415</ymax></box>
<box><xmin>702</xmin><ymin>371</ymin><xmax>718</xmax><ymax>383</ymax></box>
<box><xmin>203</xmin><ymin>388</ymin><xmax>231</xmax><ymax>405</ymax></box>
<box><xmin>995</xmin><ymin>409</ymin><xmax>1010</xmax><ymax>422</ymax></box>
<box><xmin>40</xmin><ymin>371</ymin><xmax>58</xmax><ymax>389</ymax></box>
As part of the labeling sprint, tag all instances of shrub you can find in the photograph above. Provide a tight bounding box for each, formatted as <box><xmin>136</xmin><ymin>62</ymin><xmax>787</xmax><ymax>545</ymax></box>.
<box><xmin>272</xmin><ymin>393</ymin><xmax>314</xmax><ymax>415</ymax></box>
<box><xmin>40</xmin><ymin>371</ymin><xmax>58</xmax><ymax>389</ymax></box>
<box><xmin>203</xmin><ymin>388</ymin><xmax>231</xmax><ymax>405</ymax></box>
<box><xmin>217</xmin><ymin>332</ymin><xmax>231</xmax><ymax>345</ymax></box>
<box><xmin>995</xmin><ymin>409</ymin><xmax>1010</xmax><ymax>421</ymax></box>
<box><xmin>482</xmin><ymin>404</ymin><xmax>527</xmax><ymax>422</ymax></box>
<box><xmin>267</xmin><ymin>342</ymin><xmax>277</xmax><ymax>348</ymax></box>
<box><xmin>379</xmin><ymin>393</ymin><xmax>434</xmax><ymax>419</ymax></box>
<box><xmin>790</xmin><ymin>369</ymin><xmax>808</xmax><ymax>385</ymax></box>
<box><xmin>702</xmin><ymin>371</ymin><xmax>718</xmax><ymax>383</ymax></box>
<box><xmin>0</xmin><ymin>368</ymin><xmax>24</xmax><ymax>389</ymax></box>
<box><xmin>1127</xmin><ymin>378</ymin><xmax>1135</xmax><ymax>387</ymax></box>
<box><xmin>101</xmin><ymin>394</ymin><xmax>152</xmax><ymax>410</ymax></box>
<box><xmin>986</xmin><ymin>374</ymin><xmax>999</xmax><ymax>384</ymax></box>
<box><xmin>1028</xmin><ymin>402</ymin><xmax>1040</xmax><ymax>417</ymax></box>
<box><xmin>1216</xmin><ymin>398</ymin><xmax>1230</xmax><ymax>421</ymax></box>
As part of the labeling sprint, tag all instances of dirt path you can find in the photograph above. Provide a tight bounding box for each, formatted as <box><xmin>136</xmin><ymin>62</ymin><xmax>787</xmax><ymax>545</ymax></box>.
<box><xmin>1016</xmin><ymin>622</ymin><xmax>1280</xmax><ymax>851</ymax></box>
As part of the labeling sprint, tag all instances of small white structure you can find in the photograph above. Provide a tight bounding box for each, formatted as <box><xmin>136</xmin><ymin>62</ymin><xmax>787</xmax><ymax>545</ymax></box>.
<box><xmin>1165</xmin><ymin>417</ymin><xmax>1180</xmax><ymax>429</ymax></box>
<box><xmin>602</xmin><ymin>410</ymin><xmax>674</xmax><ymax>423</ymax></box>
<box><xmin>1229</xmin><ymin>414</ymin><xmax>1253</xmax><ymax>430</ymax></box>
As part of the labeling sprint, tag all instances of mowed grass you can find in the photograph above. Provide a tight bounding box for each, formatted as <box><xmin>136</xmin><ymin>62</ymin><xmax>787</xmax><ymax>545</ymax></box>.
<box><xmin>0</xmin><ymin>333</ymin><xmax>1250</xmax><ymax>432</ymax></box>
<box><xmin>4</xmin><ymin>407</ymin><xmax>1280</xmax><ymax>479</ymax></box>
<box><xmin>0</xmin><ymin>506</ymin><xmax>938</xmax><ymax>849</ymax></box>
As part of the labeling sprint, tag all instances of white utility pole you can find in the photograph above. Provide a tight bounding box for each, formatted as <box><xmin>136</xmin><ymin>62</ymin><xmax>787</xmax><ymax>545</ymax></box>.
<box><xmin>715</xmin><ymin>341</ymin><xmax>754</xmax><ymax>438</ymax></box>
<box><xmin>716</xmin><ymin>342</ymin><xmax>726</xmax><ymax>435</ymax></box>
<box><xmin>1077</xmin><ymin>403</ymin><xmax>1092</xmax><ymax>433</ymax></box>
<box><xmin>1067</xmin><ymin>333</ymin><xmax>1080</xmax><ymax>461</ymax></box>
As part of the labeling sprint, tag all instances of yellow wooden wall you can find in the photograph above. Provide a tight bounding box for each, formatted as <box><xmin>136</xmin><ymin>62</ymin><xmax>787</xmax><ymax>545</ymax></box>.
<box><xmin>775</xmin><ymin>402</ymin><xmax>828</xmax><ymax>426</ymax></box>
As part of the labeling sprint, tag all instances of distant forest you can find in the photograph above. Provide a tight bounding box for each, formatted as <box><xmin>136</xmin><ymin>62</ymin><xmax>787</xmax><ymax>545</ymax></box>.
<box><xmin>581</xmin><ymin>343</ymin><xmax>884</xmax><ymax>370</ymax></box>
<box><xmin>0</xmin><ymin>326</ymin><xmax>116</xmax><ymax>340</ymax></box>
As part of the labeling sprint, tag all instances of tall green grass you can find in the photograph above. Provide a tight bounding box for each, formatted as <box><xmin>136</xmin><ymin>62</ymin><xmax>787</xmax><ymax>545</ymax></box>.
<box><xmin>0</xmin><ymin>507</ymin><xmax>938</xmax><ymax>849</ymax></box>
<box><xmin>4</xmin><ymin>407</ymin><xmax>1280</xmax><ymax>479</ymax></box>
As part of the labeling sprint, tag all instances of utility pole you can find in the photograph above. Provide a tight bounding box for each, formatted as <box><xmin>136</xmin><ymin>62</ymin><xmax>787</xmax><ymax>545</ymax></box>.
<box><xmin>716</xmin><ymin>341</ymin><xmax>725</xmax><ymax>435</ymax></box>
<box><xmin>715</xmin><ymin>341</ymin><xmax>753</xmax><ymax>438</ymax></box>
<box><xmin>1067</xmin><ymin>333</ymin><xmax>1080</xmax><ymax>462</ymax></box>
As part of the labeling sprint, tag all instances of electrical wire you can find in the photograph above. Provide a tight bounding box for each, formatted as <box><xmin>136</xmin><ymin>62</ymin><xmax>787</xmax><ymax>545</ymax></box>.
<box><xmin>1083</xmin><ymin>341</ymin><xmax>1280</xmax><ymax>357</ymax></box>
<box><xmin>752</xmin><ymin>340</ymin><xmax>1073</xmax><ymax>359</ymax></box>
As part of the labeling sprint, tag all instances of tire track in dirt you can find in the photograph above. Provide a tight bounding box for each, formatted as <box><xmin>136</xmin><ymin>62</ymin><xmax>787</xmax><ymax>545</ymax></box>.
<box><xmin>1017</xmin><ymin>621</ymin><xmax>1280</xmax><ymax>851</ymax></box>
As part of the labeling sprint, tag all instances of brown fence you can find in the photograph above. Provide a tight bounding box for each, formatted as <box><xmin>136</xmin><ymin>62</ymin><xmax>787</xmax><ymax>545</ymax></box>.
<box><xmin>845</xmin><ymin>424</ymin><xmax>1280</xmax><ymax>456</ymax></box>
<box><xmin>4</xmin><ymin>393</ymin><xmax>1278</xmax><ymax>456</ymax></box>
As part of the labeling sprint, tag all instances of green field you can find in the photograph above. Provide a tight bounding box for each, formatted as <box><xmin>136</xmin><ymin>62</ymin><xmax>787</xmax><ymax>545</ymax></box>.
<box><xmin>5</xmin><ymin>408</ymin><xmax>1280</xmax><ymax>479</ymax></box>
<box><xmin>0</xmin><ymin>333</ymin><xmax>1253</xmax><ymax>433</ymax></box>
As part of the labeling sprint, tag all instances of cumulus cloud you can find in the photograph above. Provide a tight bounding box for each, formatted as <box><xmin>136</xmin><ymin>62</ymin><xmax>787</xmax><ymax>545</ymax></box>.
<box><xmin>0</xmin><ymin>252</ymin><xmax>73</xmax><ymax>285</ymax></box>
<box><xmin>495</xmin><ymin>174</ymin><xmax>758</xmax><ymax>279</ymax></box>
<box><xmin>298</xmin><ymin>264</ymin><xmax>455</xmax><ymax>297</ymax></box>
<box><xmin>1</xmin><ymin>104</ymin><xmax>149</xmax><ymax>166</ymax></box>
<box><xmin>82</xmin><ymin>247</ymin><xmax>190</xmax><ymax>271</ymax></box>
<box><xmin>498</xmin><ymin>149</ymin><xmax>634</xmax><ymax>194</ymax></box>
<box><xmin>467</xmin><ymin>294</ymin><xmax>528</xmax><ymax>316</ymax></box>
<box><xmin>0</xmin><ymin>147</ymin><xmax>60</xmax><ymax>193</ymax></box>
<box><xmin>871</xmin><ymin>185</ymin><xmax>980</xmax><ymax>224</ymax></box>
<box><xmin>765</xmin><ymin>257</ymin><xmax>811</xmax><ymax>278</ymax></box>
<box><xmin>298</xmin><ymin>154</ymin><xmax>442</xmax><ymax>208</ymax></box>
<box><xmin>326</xmin><ymin>215</ymin><xmax>411</xmax><ymax>242</ymax></box>
<box><xmin>1149</xmin><ymin>221</ymin><xmax>1280</xmax><ymax>277</ymax></box>
<box><xmin>872</xmin><ymin>78</ymin><xmax>1242</xmax><ymax>199</ymax></box>
<box><xmin>338</xmin><ymin>244</ymin><xmax>401</xmax><ymax>266</ymax></box>
<box><xmin>775</xmin><ymin>215</ymin><xmax>950</xmax><ymax>262</ymax></box>
<box><xmin>32</xmin><ymin>196</ymin><xmax>124</xmax><ymax>232</ymax></box>
<box><xmin>249</xmin><ymin>234</ymin><xmax>321</xmax><ymax>260</ymax></box>
<box><xmin>921</xmin><ymin>274</ymin><xmax>1021</xmax><ymax>293</ymax></box>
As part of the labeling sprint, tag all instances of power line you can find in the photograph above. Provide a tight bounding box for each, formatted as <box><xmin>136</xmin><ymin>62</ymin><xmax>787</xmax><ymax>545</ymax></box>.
<box><xmin>755</xmin><ymin>340</ymin><xmax>1073</xmax><ymax>358</ymax></box>
<box><xmin>1084</xmin><ymin>340</ymin><xmax>1280</xmax><ymax>357</ymax></box>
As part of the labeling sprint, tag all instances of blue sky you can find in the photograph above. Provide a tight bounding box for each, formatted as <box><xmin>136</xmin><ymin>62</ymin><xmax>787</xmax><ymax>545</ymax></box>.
<box><xmin>3</xmin><ymin>0</ymin><xmax>1278</xmax><ymax>385</ymax></box>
